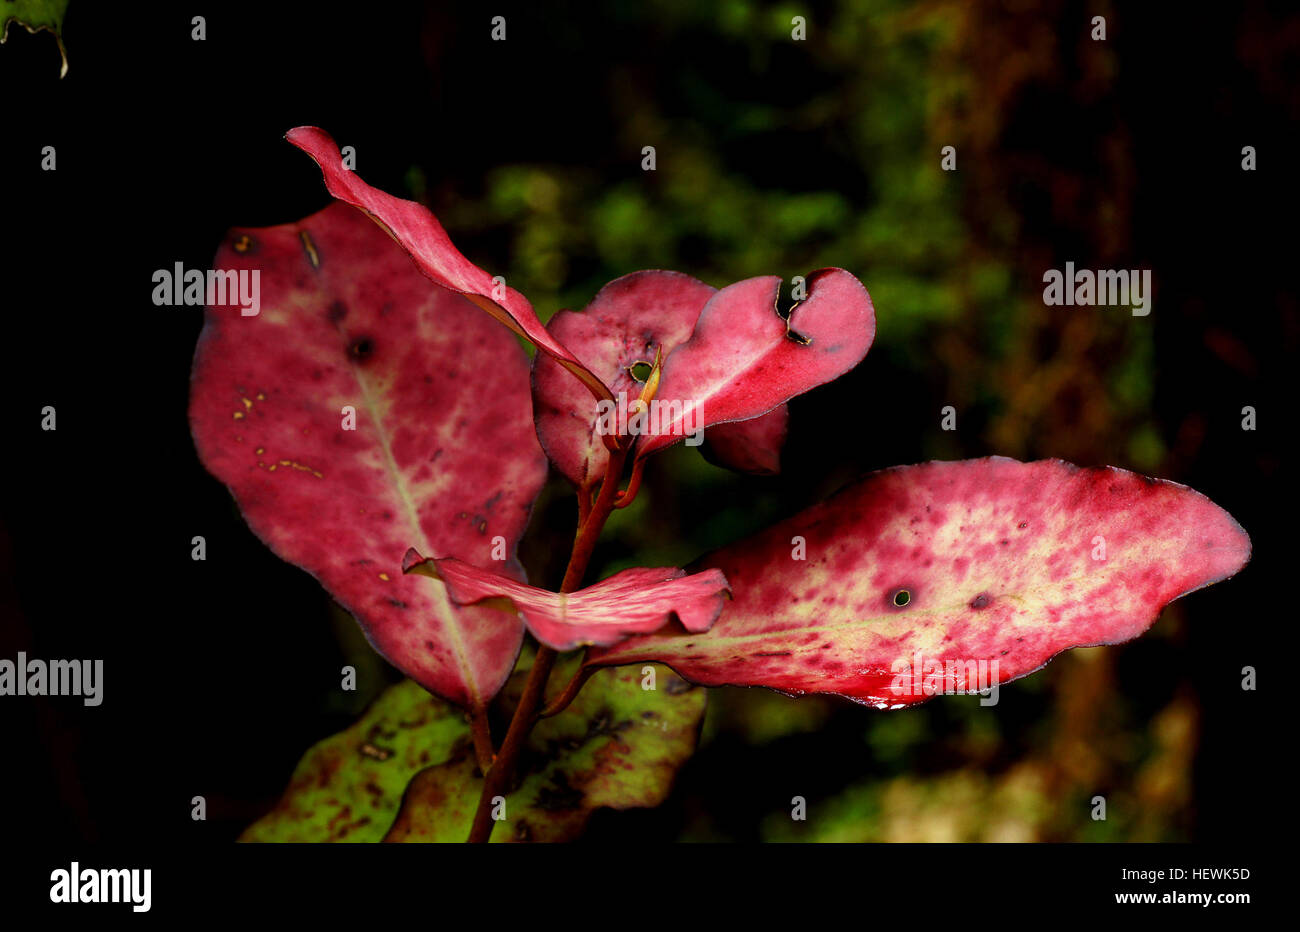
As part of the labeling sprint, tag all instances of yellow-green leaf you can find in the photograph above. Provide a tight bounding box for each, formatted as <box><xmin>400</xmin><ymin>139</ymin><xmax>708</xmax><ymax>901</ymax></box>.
<box><xmin>240</xmin><ymin>680</ymin><xmax>466</xmax><ymax>843</ymax></box>
<box><xmin>385</xmin><ymin>657</ymin><xmax>706</xmax><ymax>842</ymax></box>
<box><xmin>1</xmin><ymin>0</ymin><xmax>69</xmax><ymax>77</ymax></box>
<box><xmin>243</xmin><ymin>656</ymin><xmax>705</xmax><ymax>843</ymax></box>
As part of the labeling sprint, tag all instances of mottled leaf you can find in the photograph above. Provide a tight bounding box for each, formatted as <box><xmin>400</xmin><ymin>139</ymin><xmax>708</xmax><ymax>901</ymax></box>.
<box><xmin>532</xmin><ymin>270</ymin><xmax>793</xmax><ymax>488</ymax></box>
<box><xmin>0</xmin><ymin>0</ymin><xmax>68</xmax><ymax>77</ymax></box>
<box><xmin>532</xmin><ymin>270</ymin><xmax>713</xmax><ymax>488</ymax></box>
<box><xmin>634</xmin><ymin>268</ymin><xmax>875</xmax><ymax>460</ymax></box>
<box><xmin>589</xmin><ymin>458</ymin><xmax>1250</xmax><ymax>707</ymax></box>
<box><xmin>189</xmin><ymin>203</ymin><xmax>547</xmax><ymax>710</ymax></box>
<box><xmin>240</xmin><ymin>680</ymin><xmax>464</xmax><ymax>843</ymax></box>
<box><xmin>384</xmin><ymin>656</ymin><xmax>706</xmax><ymax>842</ymax></box>
<box><xmin>247</xmin><ymin>656</ymin><xmax>705</xmax><ymax>843</ymax></box>
<box><xmin>403</xmin><ymin>549</ymin><xmax>730</xmax><ymax>651</ymax></box>
<box><xmin>286</xmin><ymin>126</ymin><xmax>611</xmax><ymax>403</ymax></box>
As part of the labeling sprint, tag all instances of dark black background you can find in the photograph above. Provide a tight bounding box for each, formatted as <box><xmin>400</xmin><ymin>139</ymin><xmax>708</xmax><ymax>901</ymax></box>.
<box><xmin>0</xmin><ymin>0</ymin><xmax>1291</xmax><ymax>881</ymax></box>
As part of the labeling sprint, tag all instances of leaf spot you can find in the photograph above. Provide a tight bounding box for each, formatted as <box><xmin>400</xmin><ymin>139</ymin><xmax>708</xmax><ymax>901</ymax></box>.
<box><xmin>349</xmin><ymin>337</ymin><xmax>375</xmax><ymax>361</ymax></box>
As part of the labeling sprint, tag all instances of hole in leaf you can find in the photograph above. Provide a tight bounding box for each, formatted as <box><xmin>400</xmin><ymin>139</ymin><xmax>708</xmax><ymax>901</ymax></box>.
<box><xmin>349</xmin><ymin>338</ymin><xmax>374</xmax><ymax>361</ymax></box>
<box><xmin>786</xmin><ymin>327</ymin><xmax>812</xmax><ymax>345</ymax></box>
<box><xmin>891</xmin><ymin>588</ymin><xmax>911</xmax><ymax>608</ymax></box>
<box><xmin>627</xmin><ymin>360</ymin><xmax>654</xmax><ymax>382</ymax></box>
<box><xmin>775</xmin><ymin>279</ymin><xmax>799</xmax><ymax>320</ymax></box>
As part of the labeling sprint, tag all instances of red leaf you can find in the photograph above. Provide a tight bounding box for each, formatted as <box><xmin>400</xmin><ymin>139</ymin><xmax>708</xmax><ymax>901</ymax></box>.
<box><xmin>189</xmin><ymin>203</ymin><xmax>547</xmax><ymax>710</ymax></box>
<box><xmin>531</xmin><ymin>270</ymin><xmax>717</xmax><ymax>489</ymax></box>
<box><xmin>403</xmin><ymin>550</ymin><xmax>731</xmax><ymax>652</ymax></box>
<box><xmin>285</xmin><ymin>126</ymin><xmax>612</xmax><ymax>404</ymax></box>
<box><xmin>587</xmin><ymin>458</ymin><xmax>1250</xmax><ymax>707</ymax></box>
<box><xmin>531</xmin><ymin>268</ymin><xmax>848</xmax><ymax>488</ymax></box>
<box><xmin>702</xmin><ymin>406</ymin><xmax>790</xmax><ymax>476</ymax></box>
<box><xmin>634</xmin><ymin>268</ymin><xmax>874</xmax><ymax>460</ymax></box>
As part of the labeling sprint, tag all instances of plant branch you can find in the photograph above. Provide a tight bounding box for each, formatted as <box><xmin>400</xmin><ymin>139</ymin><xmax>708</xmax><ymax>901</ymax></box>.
<box><xmin>468</xmin><ymin>706</ymin><xmax>495</xmax><ymax>771</ymax></box>
<box><xmin>577</xmin><ymin>484</ymin><xmax>593</xmax><ymax>527</ymax></box>
<box><xmin>538</xmin><ymin>654</ymin><xmax>595</xmax><ymax>718</ymax></box>
<box><xmin>559</xmin><ymin>446</ymin><xmax>627</xmax><ymax>592</ymax></box>
<box><xmin>465</xmin><ymin>644</ymin><xmax>557</xmax><ymax>843</ymax></box>
<box><xmin>465</xmin><ymin>445</ymin><xmax>630</xmax><ymax>843</ymax></box>
<box><xmin>614</xmin><ymin>455</ymin><xmax>646</xmax><ymax>508</ymax></box>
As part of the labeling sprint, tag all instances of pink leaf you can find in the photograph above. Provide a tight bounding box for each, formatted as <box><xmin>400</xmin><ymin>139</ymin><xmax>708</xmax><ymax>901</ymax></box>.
<box><xmin>531</xmin><ymin>268</ymin><xmax>852</xmax><ymax>488</ymax></box>
<box><xmin>587</xmin><ymin>458</ymin><xmax>1250</xmax><ymax>707</ymax></box>
<box><xmin>285</xmin><ymin>126</ymin><xmax>612</xmax><ymax>404</ymax></box>
<box><xmin>189</xmin><ymin>203</ymin><xmax>547</xmax><ymax>710</ymax></box>
<box><xmin>531</xmin><ymin>270</ymin><xmax>718</xmax><ymax>489</ymax></box>
<box><xmin>403</xmin><ymin>550</ymin><xmax>731</xmax><ymax>652</ymax></box>
<box><xmin>634</xmin><ymin>268</ymin><xmax>875</xmax><ymax>460</ymax></box>
<box><xmin>702</xmin><ymin>405</ymin><xmax>790</xmax><ymax>476</ymax></box>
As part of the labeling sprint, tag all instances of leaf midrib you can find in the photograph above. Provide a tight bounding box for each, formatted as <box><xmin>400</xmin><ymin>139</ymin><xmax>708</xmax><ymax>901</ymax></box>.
<box><xmin>643</xmin><ymin>569</ymin><xmax>1131</xmax><ymax>660</ymax></box>
<box><xmin>338</xmin><ymin>321</ymin><xmax>484</xmax><ymax>707</ymax></box>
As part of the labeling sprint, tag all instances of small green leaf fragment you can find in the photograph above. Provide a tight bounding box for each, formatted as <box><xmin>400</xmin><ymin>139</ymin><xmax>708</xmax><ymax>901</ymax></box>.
<box><xmin>240</xmin><ymin>680</ymin><xmax>465</xmax><ymax>843</ymax></box>
<box><xmin>1</xmin><ymin>0</ymin><xmax>70</xmax><ymax>77</ymax></box>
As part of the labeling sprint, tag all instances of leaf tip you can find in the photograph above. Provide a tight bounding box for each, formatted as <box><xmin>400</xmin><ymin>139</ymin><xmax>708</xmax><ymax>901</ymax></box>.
<box><xmin>401</xmin><ymin>547</ymin><xmax>433</xmax><ymax>576</ymax></box>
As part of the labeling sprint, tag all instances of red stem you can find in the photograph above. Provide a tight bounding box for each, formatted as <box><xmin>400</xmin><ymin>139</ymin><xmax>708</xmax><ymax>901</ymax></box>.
<box><xmin>538</xmin><ymin>657</ymin><xmax>595</xmax><ymax>719</ymax></box>
<box><xmin>465</xmin><ymin>445</ymin><xmax>630</xmax><ymax>843</ymax></box>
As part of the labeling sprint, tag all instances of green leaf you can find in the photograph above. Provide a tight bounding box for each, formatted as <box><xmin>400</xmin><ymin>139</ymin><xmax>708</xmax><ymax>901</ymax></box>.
<box><xmin>243</xmin><ymin>657</ymin><xmax>706</xmax><ymax>843</ymax></box>
<box><xmin>0</xmin><ymin>0</ymin><xmax>69</xmax><ymax>77</ymax></box>
<box><xmin>240</xmin><ymin>680</ymin><xmax>467</xmax><ymax>842</ymax></box>
<box><xmin>385</xmin><ymin>656</ymin><xmax>706</xmax><ymax>842</ymax></box>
